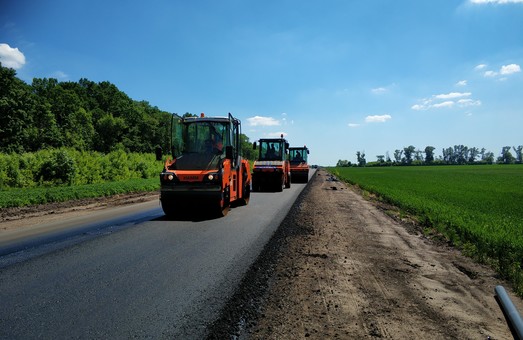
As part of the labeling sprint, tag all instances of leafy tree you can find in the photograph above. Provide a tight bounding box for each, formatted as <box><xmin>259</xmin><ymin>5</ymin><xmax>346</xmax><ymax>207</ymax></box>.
<box><xmin>442</xmin><ymin>147</ymin><xmax>452</xmax><ymax>164</ymax></box>
<box><xmin>95</xmin><ymin>81</ymin><xmax>132</xmax><ymax>117</ymax></box>
<box><xmin>0</xmin><ymin>64</ymin><xmax>33</xmax><ymax>153</ymax></box>
<box><xmin>376</xmin><ymin>155</ymin><xmax>385</xmax><ymax>164</ymax></box>
<box><xmin>414</xmin><ymin>149</ymin><xmax>423</xmax><ymax>162</ymax></box>
<box><xmin>402</xmin><ymin>145</ymin><xmax>415</xmax><ymax>165</ymax></box>
<box><xmin>336</xmin><ymin>159</ymin><xmax>350</xmax><ymax>167</ymax></box>
<box><xmin>482</xmin><ymin>151</ymin><xmax>495</xmax><ymax>164</ymax></box>
<box><xmin>31</xmin><ymin>78</ymin><xmax>59</xmax><ymax>99</ymax></box>
<box><xmin>94</xmin><ymin>114</ymin><xmax>127</xmax><ymax>153</ymax></box>
<box><xmin>498</xmin><ymin>146</ymin><xmax>515</xmax><ymax>164</ymax></box>
<box><xmin>356</xmin><ymin>151</ymin><xmax>366</xmax><ymax>167</ymax></box>
<box><xmin>453</xmin><ymin>145</ymin><xmax>468</xmax><ymax>165</ymax></box>
<box><xmin>468</xmin><ymin>147</ymin><xmax>480</xmax><ymax>164</ymax></box>
<box><xmin>29</xmin><ymin>95</ymin><xmax>63</xmax><ymax>150</ymax></box>
<box><xmin>424</xmin><ymin>146</ymin><xmax>435</xmax><ymax>164</ymax></box>
<box><xmin>65</xmin><ymin>107</ymin><xmax>94</xmax><ymax>150</ymax></box>
<box><xmin>240</xmin><ymin>133</ymin><xmax>256</xmax><ymax>160</ymax></box>
<box><xmin>393</xmin><ymin>149</ymin><xmax>403</xmax><ymax>164</ymax></box>
<box><xmin>513</xmin><ymin>146</ymin><xmax>523</xmax><ymax>164</ymax></box>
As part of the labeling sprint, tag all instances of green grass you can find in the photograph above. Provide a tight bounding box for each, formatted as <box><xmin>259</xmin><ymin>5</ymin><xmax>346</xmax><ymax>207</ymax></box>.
<box><xmin>328</xmin><ymin>165</ymin><xmax>523</xmax><ymax>295</ymax></box>
<box><xmin>0</xmin><ymin>178</ymin><xmax>159</xmax><ymax>208</ymax></box>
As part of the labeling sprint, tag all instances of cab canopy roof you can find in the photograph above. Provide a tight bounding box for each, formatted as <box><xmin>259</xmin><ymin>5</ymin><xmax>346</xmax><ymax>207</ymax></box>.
<box><xmin>259</xmin><ymin>134</ymin><xmax>288</xmax><ymax>143</ymax></box>
<box><xmin>176</xmin><ymin>112</ymin><xmax>240</xmax><ymax>124</ymax></box>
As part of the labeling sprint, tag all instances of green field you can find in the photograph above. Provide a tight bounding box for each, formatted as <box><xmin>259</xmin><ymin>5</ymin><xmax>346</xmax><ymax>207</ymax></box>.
<box><xmin>328</xmin><ymin>165</ymin><xmax>523</xmax><ymax>295</ymax></box>
<box><xmin>0</xmin><ymin>178</ymin><xmax>159</xmax><ymax>208</ymax></box>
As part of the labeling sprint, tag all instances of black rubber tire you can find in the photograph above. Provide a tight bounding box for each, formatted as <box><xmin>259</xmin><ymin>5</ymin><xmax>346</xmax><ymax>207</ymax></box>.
<box><xmin>238</xmin><ymin>182</ymin><xmax>250</xmax><ymax>206</ymax></box>
<box><xmin>161</xmin><ymin>200</ymin><xmax>177</xmax><ymax>217</ymax></box>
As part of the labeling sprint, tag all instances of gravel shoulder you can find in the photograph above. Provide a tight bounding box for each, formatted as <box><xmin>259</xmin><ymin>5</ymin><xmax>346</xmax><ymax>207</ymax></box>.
<box><xmin>209</xmin><ymin>168</ymin><xmax>522</xmax><ymax>339</ymax></box>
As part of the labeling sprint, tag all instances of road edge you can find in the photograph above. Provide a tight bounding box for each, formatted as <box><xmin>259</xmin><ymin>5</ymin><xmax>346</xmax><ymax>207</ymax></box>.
<box><xmin>205</xmin><ymin>170</ymin><xmax>318</xmax><ymax>339</ymax></box>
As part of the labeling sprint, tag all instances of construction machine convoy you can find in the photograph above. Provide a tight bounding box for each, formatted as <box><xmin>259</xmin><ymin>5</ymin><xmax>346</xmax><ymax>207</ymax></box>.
<box><xmin>251</xmin><ymin>135</ymin><xmax>291</xmax><ymax>192</ymax></box>
<box><xmin>158</xmin><ymin>113</ymin><xmax>251</xmax><ymax>217</ymax></box>
<box><xmin>157</xmin><ymin>112</ymin><xmax>311</xmax><ymax>217</ymax></box>
<box><xmin>289</xmin><ymin>146</ymin><xmax>310</xmax><ymax>183</ymax></box>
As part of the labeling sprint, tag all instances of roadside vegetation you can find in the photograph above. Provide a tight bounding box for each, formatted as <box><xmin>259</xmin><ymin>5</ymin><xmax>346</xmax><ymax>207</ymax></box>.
<box><xmin>0</xmin><ymin>178</ymin><xmax>159</xmax><ymax>209</ymax></box>
<box><xmin>0</xmin><ymin>148</ymin><xmax>162</xmax><ymax>208</ymax></box>
<box><xmin>328</xmin><ymin>165</ymin><xmax>523</xmax><ymax>296</ymax></box>
<box><xmin>0</xmin><ymin>63</ymin><xmax>257</xmax><ymax>208</ymax></box>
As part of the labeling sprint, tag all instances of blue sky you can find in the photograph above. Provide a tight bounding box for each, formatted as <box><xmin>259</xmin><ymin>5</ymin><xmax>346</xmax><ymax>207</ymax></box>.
<box><xmin>1</xmin><ymin>0</ymin><xmax>522</xmax><ymax>165</ymax></box>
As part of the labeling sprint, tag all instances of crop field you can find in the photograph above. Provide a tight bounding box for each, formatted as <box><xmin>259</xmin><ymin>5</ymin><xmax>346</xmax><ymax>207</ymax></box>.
<box><xmin>328</xmin><ymin>165</ymin><xmax>523</xmax><ymax>295</ymax></box>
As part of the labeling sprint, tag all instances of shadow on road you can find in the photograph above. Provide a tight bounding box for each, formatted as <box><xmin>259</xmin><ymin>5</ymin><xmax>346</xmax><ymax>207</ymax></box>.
<box><xmin>152</xmin><ymin>207</ymin><xmax>228</xmax><ymax>222</ymax></box>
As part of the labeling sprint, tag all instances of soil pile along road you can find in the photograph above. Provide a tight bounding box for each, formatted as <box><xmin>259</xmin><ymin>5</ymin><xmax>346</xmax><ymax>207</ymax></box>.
<box><xmin>217</xmin><ymin>168</ymin><xmax>521</xmax><ymax>339</ymax></box>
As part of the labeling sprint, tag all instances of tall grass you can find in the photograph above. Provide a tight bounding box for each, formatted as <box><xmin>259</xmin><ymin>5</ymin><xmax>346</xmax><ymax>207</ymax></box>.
<box><xmin>329</xmin><ymin>165</ymin><xmax>523</xmax><ymax>295</ymax></box>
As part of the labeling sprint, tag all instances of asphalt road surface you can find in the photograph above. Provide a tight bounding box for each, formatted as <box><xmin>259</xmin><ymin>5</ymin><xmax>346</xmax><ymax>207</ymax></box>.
<box><xmin>0</xmin><ymin>174</ymin><xmax>312</xmax><ymax>339</ymax></box>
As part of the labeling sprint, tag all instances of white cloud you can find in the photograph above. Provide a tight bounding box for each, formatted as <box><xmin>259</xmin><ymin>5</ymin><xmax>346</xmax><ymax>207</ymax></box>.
<box><xmin>481</xmin><ymin>63</ymin><xmax>521</xmax><ymax>78</ymax></box>
<box><xmin>51</xmin><ymin>71</ymin><xmax>69</xmax><ymax>80</ymax></box>
<box><xmin>365</xmin><ymin>114</ymin><xmax>392</xmax><ymax>123</ymax></box>
<box><xmin>457</xmin><ymin>99</ymin><xmax>482</xmax><ymax>107</ymax></box>
<box><xmin>371</xmin><ymin>87</ymin><xmax>387</xmax><ymax>94</ymax></box>
<box><xmin>471</xmin><ymin>0</ymin><xmax>523</xmax><ymax>3</ymax></box>
<box><xmin>348</xmin><ymin>123</ymin><xmax>360</xmax><ymax>128</ymax></box>
<box><xmin>475</xmin><ymin>64</ymin><xmax>487</xmax><ymax>70</ymax></box>
<box><xmin>412</xmin><ymin>91</ymin><xmax>481</xmax><ymax>110</ymax></box>
<box><xmin>500</xmin><ymin>64</ymin><xmax>521</xmax><ymax>75</ymax></box>
<box><xmin>247</xmin><ymin>116</ymin><xmax>280</xmax><ymax>126</ymax></box>
<box><xmin>435</xmin><ymin>92</ymin><xmax>471</xmax><ymax>99</ymax></box>
<box><xmin>371</xmin><ymin>83</ymin><xmax>397</xmax><ymax>94</ymax></box>
<box><xmin>455</xmin><ymin>80</ymin><xmax>468</xmax><ymax>86</ymax></box>
<box><xmin>0</xmin><ymin>43</ymin><xmax>26</xmax><ymax>69</ymax></box>
<box><xmin>433</xmin><ymin>101</ymin><xmax>455</xmax><ymax>109</ymax></box>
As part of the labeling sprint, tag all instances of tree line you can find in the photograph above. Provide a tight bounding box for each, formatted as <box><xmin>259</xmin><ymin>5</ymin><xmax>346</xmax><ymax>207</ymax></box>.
<box><xmin>337</xmin><ymin>144</ymin><xmax>523</xmax><ymax>167</ymax></box>
<box><xmin>1</xmin><ymin>63</ymin><xmax>173</xmax><ymax>154</ymax></box>
<box><xmin>0</xmin><ymin>63</ymin><xmax>256</xmax><ymax>159</ymax></box>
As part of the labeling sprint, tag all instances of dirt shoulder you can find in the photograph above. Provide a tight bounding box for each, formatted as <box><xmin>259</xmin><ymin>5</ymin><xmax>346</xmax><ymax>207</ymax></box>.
<box><xmin>0</xmin><ymin>191</ymin><xmax>159</xmax><ymax>232</ymax></box>
<box><xmin>209</xmin><ymin>168</ymin><xmax>522</xmax><ymax>339</ymax></box>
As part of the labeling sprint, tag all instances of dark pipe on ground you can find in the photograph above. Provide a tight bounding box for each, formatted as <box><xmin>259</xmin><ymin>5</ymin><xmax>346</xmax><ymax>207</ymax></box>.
<box><xmin>495</xmin><ymin>285</ymin><xmax>523</xmax><ymax>340</ymax></box>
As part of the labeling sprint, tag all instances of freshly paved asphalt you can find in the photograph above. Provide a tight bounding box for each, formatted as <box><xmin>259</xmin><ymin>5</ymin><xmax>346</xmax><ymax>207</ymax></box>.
<box><xmin>0</xmin><ymin>174</ymin><xmax>312</xmax><ymax>339</ymax></box>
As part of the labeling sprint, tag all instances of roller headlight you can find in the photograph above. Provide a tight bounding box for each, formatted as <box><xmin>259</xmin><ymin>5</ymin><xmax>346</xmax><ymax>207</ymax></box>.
<box><xmin>204</xmin><ymin>172</ymin><xmax>221</xmax><ymax>183</ymax></box>
<box><xmin>161</xmin><ymin>172</ymin><xmax>178</xmax><ymax>183</ymax></box>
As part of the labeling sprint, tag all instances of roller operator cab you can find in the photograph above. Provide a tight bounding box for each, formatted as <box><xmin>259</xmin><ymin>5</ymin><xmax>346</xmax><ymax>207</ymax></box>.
<box><xmin>289</xmin><ymin>146</ymin><xmax>310</xmax><ymax>183</ymax></box>
<box><xmin>252</xmin><ymin>135</ymin><xmax>291</xmax><ymax>192</ymax></box>
<box><xmin>159</xmin><ymin>113</ymin><xmax>251</xmax><ymax>217</ymax></box>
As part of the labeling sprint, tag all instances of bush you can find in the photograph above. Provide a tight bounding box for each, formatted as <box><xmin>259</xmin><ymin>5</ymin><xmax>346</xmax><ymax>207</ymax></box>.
<box><xmin>0</xmin><ymin>148</ymin><xmax>163</xmax><ymax>189</ymax></box>
<box><xmin>38</xmin><ymin>149</ymin><xmax>77</xmax><ymax>185</ymax></box>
